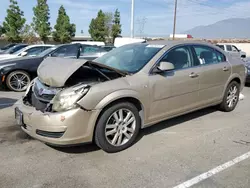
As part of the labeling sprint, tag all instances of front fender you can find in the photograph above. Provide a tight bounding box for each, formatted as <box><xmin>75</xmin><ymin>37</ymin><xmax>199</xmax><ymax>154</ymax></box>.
<box><xmin>94</xmin><ymin>89</ymin><xmax>142</xmax><ymax>110</ymax></box>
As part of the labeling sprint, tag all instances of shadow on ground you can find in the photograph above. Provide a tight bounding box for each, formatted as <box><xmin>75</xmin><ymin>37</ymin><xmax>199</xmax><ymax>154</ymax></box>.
<box><xmin>49</xmin><ymin>143</ymin><xmax>100</xmax><ymax>154</ymax></box>
<box><xmin>0</xmin><ymin>125</ymin><xmax>32</xmax><ymax>144</ymax></box>
<box><xmin>0</xmin><ymin>98</ymin><xmax>17</xmax><ymax>109</ymax></box>
<box><xmin>51</xmin><ymin>107</ymin><xmax>217</xmax><ymax>154</ymax></box>
<box><xmin>135</xmin><ymin>107</ymin><xmax>217</xmax><ymax>144</ymax></box>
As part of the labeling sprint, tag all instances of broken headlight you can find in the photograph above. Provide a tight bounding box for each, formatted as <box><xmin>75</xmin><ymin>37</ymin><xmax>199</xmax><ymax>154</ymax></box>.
<box><xmin>52</xmin><ymin>85</ymin><xmax>89</xmax><ymax>112</ymax></box>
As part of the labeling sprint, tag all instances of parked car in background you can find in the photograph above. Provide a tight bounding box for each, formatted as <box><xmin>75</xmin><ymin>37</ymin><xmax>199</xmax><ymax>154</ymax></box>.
<box><xmin>15</xmin><ymin>40</ymin><xmax>246</xmax><ymax>152</ymax></box>
<box><xmin>79</xmin><ymin>45</ymin><xmax>109</xmax><ymax>60</ymax></box>
<box><xmin>0</xmin><ymin>43</ymin><xmax>108</xmax><ymax>92</ymax></box>
<box><xmin>101</xmin><ymin>45</ymin><xmax>116</xmax><ymax>52</ymax></box>
<box><xmin>0</xmin><ymin>44</ymin><xmax>28</xmax><ymax>55</ymax></box>
<box><xmin>216</xmin><ymin>43</ymin><xmax>246</xmax><ymax>59</ymax></box>
<box><xmin>0</xmin><ymin>44</ymin><xmax>54</xmax><ymax>60</ymax></box>
<box><xmin>245</xmin><ymin>61</ymin><xmax>250</xmax><ymax>84</ymax></box>
<box><xmin>71</xmin><ymin>41</ymin><xmax>105</xmax><ymax>46</ymax></box>
<box><xmin>0</xmin><ymin>43</ymin><xmax>17</xmax><ymax>53</ymax></box>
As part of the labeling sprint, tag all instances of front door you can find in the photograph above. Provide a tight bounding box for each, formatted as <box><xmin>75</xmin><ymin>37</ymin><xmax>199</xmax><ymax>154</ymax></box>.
<box><xmin>148</xmin><ymin>45</ymin><xmax>201</xmax><ymax>123</ymax></box>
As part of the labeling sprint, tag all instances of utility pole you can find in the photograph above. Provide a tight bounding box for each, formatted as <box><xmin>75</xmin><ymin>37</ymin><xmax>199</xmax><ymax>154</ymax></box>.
<box><xmin>131</xmin><ymin>0</ymin><xmax>134</xmax><ymax>38</ymax></box>
<box><xmin>172</xmin><ymin>0</ymin><xmax>178</xmax><ymax>40</ymax></box>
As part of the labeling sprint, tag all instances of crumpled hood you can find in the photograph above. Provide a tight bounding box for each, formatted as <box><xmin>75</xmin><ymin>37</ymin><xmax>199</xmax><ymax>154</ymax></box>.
<box><xmin>37</xmin><ymin>57</ymin><xmax>88</xmax><ymax>87</ymax></box>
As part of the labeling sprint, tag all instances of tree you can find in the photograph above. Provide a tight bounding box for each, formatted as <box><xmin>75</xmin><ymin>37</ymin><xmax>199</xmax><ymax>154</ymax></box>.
<box><xmin>0</xmin><ymin>25</ymin><xmax>5</xmax><ymax>36</ymax></box>
<box><xmin>53</xmin><ymin>6</ymin><xmax>76</xmax><ymax>43</ymax></box>
<box><xmin>33</xmin><ymin>0</ymin><xmax>51</xmax><ymax>43</ymax></box>
<box><xmin>3</xmin><ymin>0</ymin><xmax>26</xmax><ymax>42</ymax></box>
<box><xmin>111</xmin><ymin>9</ymin><xmax>122</xmax><ymax>42</ymax></box>
<box><xmin>21</xmin><ymin>24</ymin><xmax>37</xmax><ymax>44</ymax></box>
<box><xmin>89</xmin><ymin>10</ymin><xmax>108</xmax><ymax>42</ymax></box>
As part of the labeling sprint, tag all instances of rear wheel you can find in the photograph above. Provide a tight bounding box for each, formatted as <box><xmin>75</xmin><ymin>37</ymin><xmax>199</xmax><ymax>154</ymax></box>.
<box><xmin>6</xmin><ymin>70</ymin><xmax>31</xmax><ymax>92</ymax></box>
<box><xmin>219</xmin><ymin>81</ymin><xmax>240</xmax><ymax>112</ymax></box>
<box><xmin>94</xmin><ymin>102</ymin><xmax>141</xmax><ymax>153</ymax></box>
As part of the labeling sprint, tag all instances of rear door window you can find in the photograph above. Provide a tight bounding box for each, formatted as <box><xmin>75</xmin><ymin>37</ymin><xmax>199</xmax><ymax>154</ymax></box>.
<box><xmin>216</xmin><ymin>45</ymin><xmax>225</xmax><ymax>50</ymax></box>
<box><xmin>226</xmin><ymin>45</ymin><xmax>232</xmax><ymax>51</ymax></box>
<box><xmin>23</xmin><ymin>47</ymin><xmax>46</xmax><ymax>56</ymax></box>
<box><xmin>51</xmin><ymin>45</ymin><xmax>78</xmax><ymax>57</ymax></box>
<box><xmin>193</xmin><ymin>45</ymin><xmax>222</xmax><ymax>65</ymax></box>
<box><xmin>81</xmin><ymin>46</ymin><xmax>104</xmax><ymax>56</ymax></box>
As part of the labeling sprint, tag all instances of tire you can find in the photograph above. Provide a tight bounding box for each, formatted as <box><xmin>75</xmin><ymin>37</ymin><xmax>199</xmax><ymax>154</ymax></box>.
<box><xmin>219</xmin><ymin>81</ymin><xmax>240</xmax><ymax>112</ymax></box>
<box><xmin>6</xmin><ymin>70</ymin><xmax>31</xmax><ymax>92</ymax></box>
<box><xmin>94</xmin><ymin>102</ymin><xmax>141</xmax><ymax>153</ymax></box>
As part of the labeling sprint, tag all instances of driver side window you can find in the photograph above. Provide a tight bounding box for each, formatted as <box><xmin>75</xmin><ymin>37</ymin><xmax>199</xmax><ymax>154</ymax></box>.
<box><xmin>161</xmin><ymin>46</ymin><xmax>192</xmax><ymax>70</ymax></box>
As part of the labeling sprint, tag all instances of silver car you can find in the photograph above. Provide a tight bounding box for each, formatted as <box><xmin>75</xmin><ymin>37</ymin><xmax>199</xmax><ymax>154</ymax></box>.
<box><xmin>15</xmin><ymin>40</ymin><xmax>246</xmax><ymax>153</ymax></box>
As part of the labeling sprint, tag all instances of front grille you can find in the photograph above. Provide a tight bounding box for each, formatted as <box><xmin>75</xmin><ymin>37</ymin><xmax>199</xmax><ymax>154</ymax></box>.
<box><xmin>31</xmin><ymin>93</ymin><xmax>49</xmax><ymax>111</ymax></box>
<box><xmin>36</xmin><ymin>130</ymin><xmax>65</xmax><ymax>138</ymax></box>
<box><xmin>33</xmin><ymin>79</ymin><xmax>59</xmax><ymax>102</ymax></box>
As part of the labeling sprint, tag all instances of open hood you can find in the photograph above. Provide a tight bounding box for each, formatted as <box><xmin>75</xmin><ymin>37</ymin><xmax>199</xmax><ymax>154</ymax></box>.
<box><xmin>37</xmin><ymin>57</ymin><xmax>88</xmax><ymax>87</ymax></box>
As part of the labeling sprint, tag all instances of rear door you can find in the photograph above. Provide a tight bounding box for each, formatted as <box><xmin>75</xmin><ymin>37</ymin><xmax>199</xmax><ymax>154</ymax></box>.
<box><xmin>192</xmin><ymin>45</ymin><xmax>231</xmax><ymax>105</ymax></box>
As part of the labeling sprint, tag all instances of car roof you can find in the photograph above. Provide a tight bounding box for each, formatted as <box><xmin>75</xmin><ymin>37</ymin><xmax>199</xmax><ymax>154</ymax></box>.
<box><xmin>147</xmin><ymin>39</ymin><xmax>214</xmax><ymax>46</ymax></box>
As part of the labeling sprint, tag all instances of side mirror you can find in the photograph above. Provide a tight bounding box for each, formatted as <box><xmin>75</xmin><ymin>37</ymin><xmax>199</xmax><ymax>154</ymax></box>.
<box><xmin>153</xmin><ymin>61</ymin><xmax>175</xmax><ymax>73</ymax></box>
<box><xmin>20</xmin><ymin>51</ymin><xmax>28</xmax><ymax>57</ymax></box>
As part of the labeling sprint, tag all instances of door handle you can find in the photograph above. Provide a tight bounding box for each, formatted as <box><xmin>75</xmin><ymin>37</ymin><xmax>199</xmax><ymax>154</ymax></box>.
<box><xmin>189</xmin><ymin>72</ymin><xmax>199</xmax><ymax>78</ymax></box>
<box><xmin>223</xmin><ymin>67</ymin><xmax>229</xmax><ymax>71</ymax></box>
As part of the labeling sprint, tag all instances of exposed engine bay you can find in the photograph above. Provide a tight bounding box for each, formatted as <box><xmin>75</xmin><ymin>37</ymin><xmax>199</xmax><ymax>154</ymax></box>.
<box><xmin>23</xmin><ymin>60</ymin><xmax>125</xmax><ymax>112</ymax></box>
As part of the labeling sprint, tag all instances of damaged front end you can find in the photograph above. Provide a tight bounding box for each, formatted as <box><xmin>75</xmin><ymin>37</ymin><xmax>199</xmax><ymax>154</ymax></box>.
<box><xmin>22</xmin><ymin>57</ymin><xmax>125</xmax><ymax>113</ymax></box>
<box><xmin>23</xmin><ymin>78</ymin><xmax>91</xmax><ymax>113</ymax></box>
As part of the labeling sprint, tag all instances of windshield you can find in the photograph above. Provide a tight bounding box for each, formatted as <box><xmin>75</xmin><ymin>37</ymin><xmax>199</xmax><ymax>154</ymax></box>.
<box><xmin>1</xmin><ymin>44</ymin><xmax>16</xmax><ymax>51</ymax></box>
<box><xmin>3</xmin><ymin>45</ymin><xmax>27</xmax><ymax>54</ymax></box>
<box><xmin>38</xmin><ymin>47</ymin><xmax>57</xmax><ymax>57</ymax></box>
<box><xmin>12</xmin><ymin>47</ymin><xmax>27</xmax><ymax>55</ymax></box>
<box><xmin>95</xmin><ymin>43</ymin><xmax>163</xmax><ymax>73</ymax></box>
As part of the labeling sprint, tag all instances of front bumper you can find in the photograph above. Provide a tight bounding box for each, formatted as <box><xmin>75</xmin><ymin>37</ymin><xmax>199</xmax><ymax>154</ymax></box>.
<box><xmin>15</xmin><ymin>99</ymin><xmax>101</xmax><ymax>146</ymax></box>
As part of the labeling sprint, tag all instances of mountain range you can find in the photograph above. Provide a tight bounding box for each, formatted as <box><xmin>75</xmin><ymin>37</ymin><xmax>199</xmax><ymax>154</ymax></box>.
<box><xmin>184</xmin><ymin>18</ymin><xmax>250</xmax><ymax>39</ymax></box>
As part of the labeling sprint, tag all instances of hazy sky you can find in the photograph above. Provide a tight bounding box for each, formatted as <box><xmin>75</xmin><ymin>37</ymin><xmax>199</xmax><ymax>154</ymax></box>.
<box><xmin>0</xmin><ymin>0</ymin><xmax>249</xmax><ymax>37</ymax></box>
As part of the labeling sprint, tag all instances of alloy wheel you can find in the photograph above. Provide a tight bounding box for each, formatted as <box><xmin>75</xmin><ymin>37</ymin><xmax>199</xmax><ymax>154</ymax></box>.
<box><xmin>226</xmin><ymin>85</ymin><xmax>238</xmax><ymax>108</ymax></box>
<box><xmin>105</xmin><ymin>108</ymin><xmax>136</xmax><ymax>146</ymax></box>
<box><xmin>8</xmin><ymin>72</ymin><xmax>30</xmax><ymax>92</ymax></box>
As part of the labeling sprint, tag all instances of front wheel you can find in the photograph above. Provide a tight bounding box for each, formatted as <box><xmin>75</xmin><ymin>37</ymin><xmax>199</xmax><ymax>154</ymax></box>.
<box><xmin>94</xmin><ymin>102</ymin><xmax>141</xmax><ymax>153</ymax></box>
<box><xmin>219</xmin><ymin>81</ymin><xmax>240</xmax><ymax>112</ymax></box>
<box><xmin>6</xmin><ymin>70</ymin><xmax>31</xmax><ymax>92</ymax></box>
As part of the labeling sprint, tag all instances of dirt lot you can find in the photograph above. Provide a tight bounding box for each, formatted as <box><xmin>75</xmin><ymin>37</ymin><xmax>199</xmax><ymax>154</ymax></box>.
<box><xmin>0</xmin><ymin>87</ymin><xmax>250</xmax><ymax>188</ymax></box>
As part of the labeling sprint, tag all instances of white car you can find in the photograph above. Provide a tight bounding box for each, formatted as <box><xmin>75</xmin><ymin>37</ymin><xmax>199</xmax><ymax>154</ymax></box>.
<box><xmin>216</xmin><ymin>43</ymin><xmax>247</xmax><ymax>59</ymax></box>
<box><xmin>0</xmin><ymin>44</ymin><xmax>54</xmax><ymax>60</ymax></box>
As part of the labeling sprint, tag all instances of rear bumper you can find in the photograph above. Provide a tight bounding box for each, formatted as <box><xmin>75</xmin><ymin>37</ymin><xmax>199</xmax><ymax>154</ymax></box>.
<box><xmin>15</xmin><ymin>99</ymin><xmax>101</xmax><ymax>146</ymax></box>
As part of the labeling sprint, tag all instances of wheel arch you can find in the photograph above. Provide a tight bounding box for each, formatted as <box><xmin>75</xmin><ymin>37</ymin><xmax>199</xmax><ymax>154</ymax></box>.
<box><xmin>92</xmin><ymin>95</ymin><xmax>145</xmax><ymax>142</ymax></box>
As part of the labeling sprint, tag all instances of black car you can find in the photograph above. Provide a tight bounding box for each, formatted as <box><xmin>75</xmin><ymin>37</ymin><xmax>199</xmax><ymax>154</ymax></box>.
<box><xmin>0</xmin><ymin>44</ymin><xmax>28</xmax><ymax>55</ymax></box>
<box><xmin>0</xmin><ymin>43</ymin><xmax>17</xmax><ymax>52</ymax></box>
<box><xmin>245</xmin><ymin>61</ymin><xmax>250</xmax><ymax>84</ymax></box>
<box><xmin>0</xmin><ymin>43</ymin><xmax>107</xmax><ymax>92</ymax></box>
